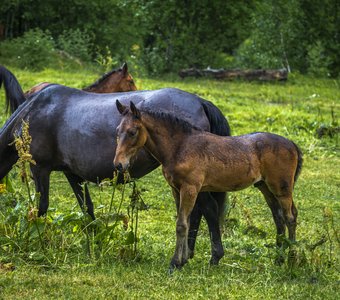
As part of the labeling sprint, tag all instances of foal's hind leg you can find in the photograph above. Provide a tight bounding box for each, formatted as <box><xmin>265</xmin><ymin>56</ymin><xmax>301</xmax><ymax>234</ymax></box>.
<box><xmin>64</xmin><ymin>172</ymin><xmax>95</xmax><ymax>220</ymax></box>
<box><xmin>265</xmin><ymin>179</ymin><xmax>298</xmax><ymax>263</ymax></box>
<box><xmin>255</xmin><ymin>181</ymin><xmax>286</xmax><ymax>247</ymax></box>
<box><xmin>275</xmin><ymin>192</ymin><xmax>298</xmax><ymax>264</ymax></box>
<box><xmin>276</xmin><ymin>193</ymin><xmax>297</xmax><ymax>243</ymax></box>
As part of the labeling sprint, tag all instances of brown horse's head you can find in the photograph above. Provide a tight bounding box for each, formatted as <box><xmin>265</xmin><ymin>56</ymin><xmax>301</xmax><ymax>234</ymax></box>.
<box><xmin>114</xmin><ymin>100</ymin><xmax>147</xmax><ymax>172</ymax></box>
<box><xmin>117</xmin><ymin>62</ymin><xmax>137</xmax><ymax>92</ymax></box>
<box><xmin>83</xmin><ymin>62</ymin><xmax>137</xmax><ymax>93</ymax></box>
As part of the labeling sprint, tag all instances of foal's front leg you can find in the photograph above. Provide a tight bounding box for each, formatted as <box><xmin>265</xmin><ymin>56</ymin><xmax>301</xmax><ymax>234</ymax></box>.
<box><xmin>170</xmin><ymin>185</ymin><xmax>198</xmax><ymax>273</ymax></box>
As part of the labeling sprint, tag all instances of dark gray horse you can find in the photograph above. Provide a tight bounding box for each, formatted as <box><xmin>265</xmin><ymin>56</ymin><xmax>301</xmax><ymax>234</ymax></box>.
<box><xmin>0</xmin><ymin>66</ymin><xmax>230</xmax><ymax>264</ymax></box>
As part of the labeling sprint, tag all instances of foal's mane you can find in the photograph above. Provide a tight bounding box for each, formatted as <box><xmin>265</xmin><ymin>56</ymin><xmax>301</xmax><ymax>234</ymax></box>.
<box><xmin>141</xmin><ymin>108</ymin><xmax>203</xmax><ymax>134</ymax></box>
<box><xmin>83</xmin><ymin>67</ymin><xmax>122</xmax><ymax>91</ymax></box>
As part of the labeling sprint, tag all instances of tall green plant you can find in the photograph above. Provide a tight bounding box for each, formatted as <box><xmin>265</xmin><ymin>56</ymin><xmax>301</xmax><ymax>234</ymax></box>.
<box><xmin>235</xmin><ymin>0</ymin><xmax>306</xmax><ymax>72</ymax></box>
<box><xmin>307</xmin><ymin>41</ymin><xmax>332</xmax><ymax>77</ymax></box>
<box><xmin>136</xmin><ymin>0</ymin><xmax>253</xmax><ymax>73</ymax></box>
<box><xmin>57</xmin><ymin>29</ymin><xmax>93</xmax><ymax>62</ymax></box>
<box><xmin>0</xmin><ymin>28</ymin><xmax>55</xmax><ymax>70</ymax></box>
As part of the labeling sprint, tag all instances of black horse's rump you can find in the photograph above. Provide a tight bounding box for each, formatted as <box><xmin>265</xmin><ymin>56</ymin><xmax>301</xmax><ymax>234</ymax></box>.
<box><xmin>0</xmin><ymin>67</ymin><xmax>231</xmax><ymax>264</ymax></box>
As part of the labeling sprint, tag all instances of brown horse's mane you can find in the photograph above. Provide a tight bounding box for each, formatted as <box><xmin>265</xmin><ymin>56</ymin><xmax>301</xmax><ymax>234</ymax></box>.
<box><xmin>83</xmin><ymin>68</ymin><xmax>121</xmax><ymax>91</ymax></box>
<box><xmin>141</xmin><ymin>108</ymin><xmax>203</xmax><ymax>134</ymax></box>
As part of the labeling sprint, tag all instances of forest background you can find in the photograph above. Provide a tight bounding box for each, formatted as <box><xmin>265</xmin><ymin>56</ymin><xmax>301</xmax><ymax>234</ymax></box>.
<box><xmin>0</xmin><ymin>0</ymin><xmax>339</xmax><ymax>77</ymax></box>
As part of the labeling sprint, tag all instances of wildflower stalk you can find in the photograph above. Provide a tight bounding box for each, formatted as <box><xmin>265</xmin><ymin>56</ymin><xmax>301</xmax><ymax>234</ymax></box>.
<box><xmin>13</xmin><ymin>120</ymin><xmax>45</xmax><ymax>251</ymax></box>
<box><xmin>79</xmin><ymin>183</ymin><xmax>92</xmax><ymax>259</ymax></box>
<box><xmin>106</xmin><ymin>172</ymin><xmax>119</xmax><ymax>229</ymax></box>
<box><xmin>102</xmin><ymin>172</ymin><xmax>129</xmax><ymax>257</ymax></box>
<box><xmin>112</xmin><ymin>173</ymin><xmax>128</xmax><ymax>230</ymax></box>
<box><xmin>131</xmin><ymin>181</ymin><xmax>141</xmax><ymax>255</ymax></box>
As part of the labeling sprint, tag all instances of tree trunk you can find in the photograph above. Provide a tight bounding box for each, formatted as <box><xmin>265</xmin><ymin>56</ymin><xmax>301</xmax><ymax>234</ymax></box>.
<box><xmin>179</xmin><ymin>68</ymin><xmax>288</xmax><ymax>81</ymax></box>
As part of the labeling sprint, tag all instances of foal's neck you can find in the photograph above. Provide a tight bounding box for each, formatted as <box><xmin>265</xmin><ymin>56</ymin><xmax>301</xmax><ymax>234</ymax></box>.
<box><xmin>142</xmin><ymin>112</ymin><xmax>195</xmax><ymax>165</ymax></box>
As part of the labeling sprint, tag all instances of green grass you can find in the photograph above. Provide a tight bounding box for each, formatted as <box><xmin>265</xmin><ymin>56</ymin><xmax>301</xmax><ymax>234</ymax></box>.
<box><xmin>0</xmin><ymin>66</ymin><xmax>339</xmax><ymax>299</ymax></box>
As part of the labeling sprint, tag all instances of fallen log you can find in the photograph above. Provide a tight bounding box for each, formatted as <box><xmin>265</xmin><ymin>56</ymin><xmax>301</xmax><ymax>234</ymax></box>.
<box><xmin>179</xmin><ymin>67</ymin><xmax>288</xmax><ymax>81</ymax></box>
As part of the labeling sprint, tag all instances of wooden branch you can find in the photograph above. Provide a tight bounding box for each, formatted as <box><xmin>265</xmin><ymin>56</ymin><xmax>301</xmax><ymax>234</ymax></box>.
<box><xmin>179</xmin><ymin>68</ymin><xmax>288</xmax><ymax>81</ymax></box>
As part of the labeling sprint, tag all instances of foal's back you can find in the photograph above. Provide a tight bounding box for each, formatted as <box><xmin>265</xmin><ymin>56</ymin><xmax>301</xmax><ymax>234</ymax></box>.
<box><xmin>175</xmin><ymin>132</ymin><xmax>298</xmax><ymax>192</ymax></box>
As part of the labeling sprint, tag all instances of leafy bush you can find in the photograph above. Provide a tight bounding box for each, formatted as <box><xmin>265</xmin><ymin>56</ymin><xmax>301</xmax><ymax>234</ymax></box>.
<box><xmin>234</xmin><ymin>0</ymin><xmax>306</xmax><ymax>72</ymax></box>
<box><xmin>307</xmin><ymin>41</ymin><xmax>331</xmax><ymax>77</ymax></box>
<box><xmin>57</xmin><ymin>29</ymin><xmax>93</xmax><ymax>62</ymax></box>
<box><xmin>235</xmin><ymin>38</ymin><xmax>282</xmax><ymax>69</ymax></box>
<box><xmin>0</xmin><ymin>28</ymin><xmax>56</xmax><ymax>70</ymax></box>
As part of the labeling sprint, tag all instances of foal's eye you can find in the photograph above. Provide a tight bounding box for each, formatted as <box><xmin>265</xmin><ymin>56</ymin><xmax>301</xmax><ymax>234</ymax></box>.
<box><xmin>127</xmin><ymin>128</ymin><xmax>138</xmax><ymax>137</ymax></box>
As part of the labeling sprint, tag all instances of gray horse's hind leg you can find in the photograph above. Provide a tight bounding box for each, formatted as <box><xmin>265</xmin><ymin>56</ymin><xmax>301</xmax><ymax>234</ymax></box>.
<box><xmin>188</xmin><ymin>192</ymin><xmax>224</xmax><ymax>265</ymax></box>
<box><xmin>187</xmin><ymin>202</ymin><xmax>203</xmax><ymax>258</ymax></box>
<box><xmin>30</xmin><ymin>165</ymin><xmax>51</xmax><ymax>217</ymax></box>
<box><xmin>64</xmin><ymin>172</ymin><xmax>95</xmax><ymax>220</ymax></box>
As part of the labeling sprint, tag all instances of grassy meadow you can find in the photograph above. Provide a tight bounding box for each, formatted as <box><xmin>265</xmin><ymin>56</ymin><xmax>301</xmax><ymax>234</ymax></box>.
<box><xmin>0</xmin><ymin>66</ymin><xmax>339</xmax><ymax>299</ymax></box>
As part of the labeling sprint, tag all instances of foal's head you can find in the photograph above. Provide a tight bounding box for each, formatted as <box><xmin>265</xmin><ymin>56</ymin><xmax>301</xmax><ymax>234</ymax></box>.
<box><xmin>114</xmin><ymin>100</ymin><xmax>147</xmax><ymax>172</ymax></box>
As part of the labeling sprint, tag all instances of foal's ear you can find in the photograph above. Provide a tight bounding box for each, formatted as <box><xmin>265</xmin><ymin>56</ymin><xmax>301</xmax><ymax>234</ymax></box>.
<box><xmin>121</xmin><ymin>62</ymin><xmax>128</xmax><ymax>75</ymax></box>
<box><xmin>130</xmin><ymin>101</ymin><xmax>141</xmax><ymax>119</ymax></box>
<box><xmin>116</xmin><ymin>100</ymin><xmax>127</xmax><ymax>115</ymax></box>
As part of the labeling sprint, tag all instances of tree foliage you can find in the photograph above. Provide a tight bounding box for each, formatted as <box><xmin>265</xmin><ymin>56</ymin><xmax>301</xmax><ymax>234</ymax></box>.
<box><xmin>133</xmin><ymin>0</ymin><xmax>253</xmax><ymax>73</ymax></box>
<box><xmin>0</xmin><ymin>0</ymin><xmax>338</xmax><ymax>76</ymax></box>
<box><xmin>235</xmin><ymin>0</ymin><xmax>339</xmax><ymax>76</ymax></box>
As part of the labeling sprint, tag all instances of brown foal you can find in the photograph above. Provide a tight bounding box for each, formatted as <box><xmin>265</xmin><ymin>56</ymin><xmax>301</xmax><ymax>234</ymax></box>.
<box><xmin>114</xmin><ymin>101</ymin><xmax>302</xmax><ymax>272</ymax></box>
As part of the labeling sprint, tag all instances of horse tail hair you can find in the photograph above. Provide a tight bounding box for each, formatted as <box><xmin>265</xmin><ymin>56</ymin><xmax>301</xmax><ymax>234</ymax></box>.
<box><xmin>200</xmin><ymin>99</ymin><xmax>231</xmax><ymax>137</ymax></box>
<box><xmin>0</xmin><ymin>65</ymin><xmax>26</xmax><ymax>114</ymax></box>
<box><xmin>293</xmin><ymin>142</ymin><xmax>303</xmax><ymax>184</ymax></box>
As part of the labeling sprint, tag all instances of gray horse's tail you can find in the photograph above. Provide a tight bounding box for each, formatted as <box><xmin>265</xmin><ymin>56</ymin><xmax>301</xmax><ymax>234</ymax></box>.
<box><xmin>0</xmin><ymin>65</ymin><xmax>26</xmax><ymax>114</ymax></box>
<box><xmin>200</xmin><ymin>98</ymin><xmax>231</xmax><ymax>225</ymax></box>
<box><xmin>200</xmin><ymin>99</ymin><xmax>231</xmax><ymax>136</ymax></box>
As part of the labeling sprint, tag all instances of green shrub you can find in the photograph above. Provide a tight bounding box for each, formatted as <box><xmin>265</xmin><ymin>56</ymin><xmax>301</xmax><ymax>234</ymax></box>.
<box><xmin>307</xmin><ymin>41</ymin><xmax>331</xmax><ymax>77</ymax></box>
<box><xmin>235</xmin><ymin>38</ymin><xmax>282</xmax><ymax>69</ymax></box>
<box><xmin>0</xmin><ymin>28</ymin><xmax>56</xmax><ymax>70</ymax></box>
<box><xmin>57</xmin><ymin>29</ymin><xmax>93</xmax><ymax>62</ymax></box>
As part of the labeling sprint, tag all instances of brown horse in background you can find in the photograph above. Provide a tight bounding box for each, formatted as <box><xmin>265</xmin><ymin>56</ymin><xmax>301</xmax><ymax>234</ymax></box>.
<box><xmin>114</xmin><ymin>101</ymin><xmax>303</xmax><ymax>272</ymax></box>
<box><xmin>24</xmin><ymin>62</ymin><xmax>136</xmax><ymax>98</ymax></box>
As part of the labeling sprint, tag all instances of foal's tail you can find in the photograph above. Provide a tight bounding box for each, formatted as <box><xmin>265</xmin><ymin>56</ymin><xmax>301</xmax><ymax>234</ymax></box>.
<box><xmin>0</xmin><ymin>65</ymin><xmax>26</xmax><ymax>114</ymax></box>
<box><xmin>293</xmin><ymin>142</ymin><xmax>303</xmax><ymax>184</ymax></box>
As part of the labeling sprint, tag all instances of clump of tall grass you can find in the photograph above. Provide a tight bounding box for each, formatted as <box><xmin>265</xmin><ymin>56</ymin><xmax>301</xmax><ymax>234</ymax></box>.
<box><xmin>0</xmin><ymin>120</ymin><xmax>143</xmax><ymax>268</ymax></box>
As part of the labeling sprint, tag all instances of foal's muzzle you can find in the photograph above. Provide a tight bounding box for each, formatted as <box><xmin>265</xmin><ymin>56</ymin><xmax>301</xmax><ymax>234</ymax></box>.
<box><xmin>114</xmin><ymin>162</ymin><xmax>129</xmax><ymax>173</ymax></box>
